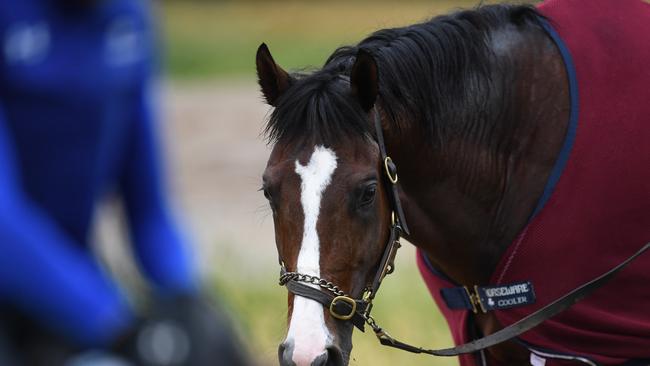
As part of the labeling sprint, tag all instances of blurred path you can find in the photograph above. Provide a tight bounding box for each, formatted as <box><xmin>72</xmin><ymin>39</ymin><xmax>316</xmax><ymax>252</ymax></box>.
<box><xmin>163</xmin><ymin>80</ymin><xmax>276</xmax><ymax>279</ymax></box>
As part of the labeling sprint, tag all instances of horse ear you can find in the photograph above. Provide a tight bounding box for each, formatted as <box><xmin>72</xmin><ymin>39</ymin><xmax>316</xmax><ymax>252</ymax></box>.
<box><xmin>256</xmin><ymin>43</ymin><xmax>291</xmax><ymax>106</ymax></box>
<box><xmin>350</xmin><ymin>49</ymin><xmax>379</xmax><ymax>112</ymax></box>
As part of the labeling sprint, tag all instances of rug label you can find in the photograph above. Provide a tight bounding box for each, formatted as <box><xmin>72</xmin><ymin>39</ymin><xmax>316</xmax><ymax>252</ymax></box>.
<box><xmin>478</xmin><ymin>281</ymin><xmax>536</xmax><ymax>311</ymax></box>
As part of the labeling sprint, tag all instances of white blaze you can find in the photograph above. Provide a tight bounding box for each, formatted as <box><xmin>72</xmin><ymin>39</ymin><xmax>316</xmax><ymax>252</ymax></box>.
<box><xmin>286</xmin><ymin>145</ymin><xmax>337</xmax><ymax>365</ymax></box>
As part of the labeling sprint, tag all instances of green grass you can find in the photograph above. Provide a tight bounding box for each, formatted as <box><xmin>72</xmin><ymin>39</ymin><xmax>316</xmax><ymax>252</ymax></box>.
<box><xmin>215</xmin><ymin>248</ymin><xmax>459</xmax><ymax>366</ymax></box>
<box><xmin>159</xmin><ymin>1</ymin><xmax>504</xmax><ymax>79</ymax></box>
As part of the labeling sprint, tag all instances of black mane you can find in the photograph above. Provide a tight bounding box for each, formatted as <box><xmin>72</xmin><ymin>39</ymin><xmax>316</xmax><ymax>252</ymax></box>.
<box><xmin>265</xmin><ymin>4</ymin><xmax>544</xmax><ymax>146</ymax></box>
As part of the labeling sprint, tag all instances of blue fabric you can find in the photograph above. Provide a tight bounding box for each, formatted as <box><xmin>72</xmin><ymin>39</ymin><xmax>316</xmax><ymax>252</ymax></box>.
<box><xmin>0</xmin><ymin>0</ymin><xmax>196</xmax><ymax>346</ymax></box>
<box><xmin>528</xmin><ymin>18</ymin><xmax>580</xmax><ymax>220</ymax></box>
<box><xmin>440</xmin><ymin>287</ymin><xmax>473</xmax><ymax>311</ymax></box>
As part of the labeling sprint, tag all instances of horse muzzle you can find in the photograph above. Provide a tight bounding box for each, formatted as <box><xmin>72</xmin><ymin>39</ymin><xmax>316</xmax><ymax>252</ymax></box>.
<box><xmin>278</xmin><ymin>339</ymin><xmax>345</xmax><ymax>366</ymax></box>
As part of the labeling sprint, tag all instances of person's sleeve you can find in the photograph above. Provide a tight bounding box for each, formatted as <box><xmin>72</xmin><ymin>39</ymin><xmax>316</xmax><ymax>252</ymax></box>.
<box><xmin>119</xmin><ymin>81</ymin><xmax>197</xmax><ymax>295</ymax></box>
<box><xmin>0</xmin><ymin>105</ymin><xmax>132</xmax><ymax>347</ymax></box>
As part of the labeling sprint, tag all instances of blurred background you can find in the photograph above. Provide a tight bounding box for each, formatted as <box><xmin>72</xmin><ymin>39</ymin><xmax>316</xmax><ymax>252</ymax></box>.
<box><xmin>94</xmin><ymin>1</ymin><xmax>533</xmax><ymax>365</ymax></box>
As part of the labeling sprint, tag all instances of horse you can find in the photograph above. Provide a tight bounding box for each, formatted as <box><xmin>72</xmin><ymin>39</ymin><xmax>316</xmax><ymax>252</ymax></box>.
<box><xmin>256</xmin><ymin>1</ymin><xmax>650</xmax><ymax>365</ymax></box>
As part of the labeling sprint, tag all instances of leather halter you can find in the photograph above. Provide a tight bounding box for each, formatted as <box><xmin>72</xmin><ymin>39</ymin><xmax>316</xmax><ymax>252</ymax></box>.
<box><xmin>279</xmin><ymin>105</ymin><xmax>409</xmax><ymax>331</ymax></box>
<box><xmin>278</xmin><ymin>105</ymin><xmax>650</xmax><ymax>357</ymax></box>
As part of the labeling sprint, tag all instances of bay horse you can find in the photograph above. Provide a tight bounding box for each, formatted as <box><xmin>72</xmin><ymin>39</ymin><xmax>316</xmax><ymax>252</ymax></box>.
<box><xmin>257</xmin><ymin>1</ymin><xmax>650</xmax><ymax>365</ymax></box>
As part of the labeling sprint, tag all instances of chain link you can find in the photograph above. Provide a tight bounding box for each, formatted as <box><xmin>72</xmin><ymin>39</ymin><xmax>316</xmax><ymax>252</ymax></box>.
<box><xmin>364</xmin><ymin>314</ymin><xmax>380</xmax><ymax>332</ymax></box>
<box><xmin>279</xmin><ymin>271</ymin><xmax>347</xmax><ymax>297</ymax></box>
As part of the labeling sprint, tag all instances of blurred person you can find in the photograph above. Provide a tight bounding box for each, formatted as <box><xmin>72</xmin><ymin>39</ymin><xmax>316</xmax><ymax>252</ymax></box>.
<box><xmin>0</xmin><ymin>0</ymin><xmax>249</xmax><ymax>365</ymax></box>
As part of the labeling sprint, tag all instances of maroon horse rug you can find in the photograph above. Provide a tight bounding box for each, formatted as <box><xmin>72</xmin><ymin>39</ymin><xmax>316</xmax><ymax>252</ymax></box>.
<box><xmin>418</xmin><ymin>0</ymin><xmax>650</xmax><ymax>364</ymax></box>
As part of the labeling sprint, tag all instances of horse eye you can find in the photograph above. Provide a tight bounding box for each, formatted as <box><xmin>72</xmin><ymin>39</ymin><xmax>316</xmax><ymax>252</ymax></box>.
<box><xmin>262</xmin><ymin>187</ymin><xmax>278</xmax><ymax>213</ymax></box>
<box><xmin>358</xmin><ymin>183</ymin><xmax>377</xmax><ymax>207</ymax></box>
<box><xmin>260</xmin><ymin>186</ymin><xmax>274</xmax><ymax>204</ymax></box>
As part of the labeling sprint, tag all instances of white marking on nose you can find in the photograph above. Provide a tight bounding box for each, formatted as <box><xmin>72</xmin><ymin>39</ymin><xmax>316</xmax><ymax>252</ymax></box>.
<box><xmin>286</xmin><ymin>145</ymin><xmax>337</xmax><ymax>366</ymax></box>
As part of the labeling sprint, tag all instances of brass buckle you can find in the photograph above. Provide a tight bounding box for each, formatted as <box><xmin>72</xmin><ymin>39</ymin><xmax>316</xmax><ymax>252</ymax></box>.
<box><xmin>380</xmin><ymin>228</ymin><xmax>400</xmax><ymax>281</ymax></box>
<box><xmin>380</xmin><ymin>249</ymin><xmax>398</xmax><ymax>281</ymax></box>
<box><xmin>384</xmin><ymin>157</ymin><xmax>398</xmax><ymax>184</ymax></box>
<box><xmin>362</xmin><ymin>289</ymin><xmax>373</xmax><ymax>302</ymax></box>
<box><xmin>330</xmin><ymin>296</ymin><xmax>357</xmax><ymax>320</ymax></box>
<box><xmin>463</xmin><ymin>285</ymin><xmax>487</xmax><ymax>314</ymax></box>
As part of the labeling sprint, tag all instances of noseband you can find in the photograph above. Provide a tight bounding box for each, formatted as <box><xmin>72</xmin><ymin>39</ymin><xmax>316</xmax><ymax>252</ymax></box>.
<box><xmin>277</xmin><ymin>105</ymin><xmax>650</xmax><ymax>357</ymax></box>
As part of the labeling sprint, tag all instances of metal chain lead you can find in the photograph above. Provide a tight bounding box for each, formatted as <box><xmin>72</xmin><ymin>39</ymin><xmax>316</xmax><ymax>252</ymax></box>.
<box><xmin>279</xmin><ymin>272</ymin><xmax>347</xmax><ymax>297</ymax></box>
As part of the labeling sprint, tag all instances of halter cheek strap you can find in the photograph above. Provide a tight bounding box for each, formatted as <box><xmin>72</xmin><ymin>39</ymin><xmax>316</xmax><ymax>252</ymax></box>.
<box><xmin>373</xmin><ymin>106</ymin><xmax>409</xmax><ymax>236</ymax></box>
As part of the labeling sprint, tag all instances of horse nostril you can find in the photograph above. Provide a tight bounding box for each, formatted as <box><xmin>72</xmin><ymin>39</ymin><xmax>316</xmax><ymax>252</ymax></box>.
<box><xmin>325</xmin><ymin>345</ymin><xmax>344</xmax><ymax>366</ymax></box>
<box><xmin>310</xmin><ymin>345</ymin><xmax>344</xmax><ymax>366</ymax></box>
<box><xmin>311</xmin><ymin>352</ymin><xmax>328</xmax><ymax>366</ymax></box>
<box><xmin>278</xmin><ymin>341</ymin><xmax>296</xmax><ymax>366</ymax></box>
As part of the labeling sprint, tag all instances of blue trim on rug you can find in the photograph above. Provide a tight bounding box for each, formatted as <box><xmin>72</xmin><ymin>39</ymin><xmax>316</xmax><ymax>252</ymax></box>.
<box><xmin>529</xmin><ymin>18</ymin><xmax>580</xmax><ymax>220</ymax></box>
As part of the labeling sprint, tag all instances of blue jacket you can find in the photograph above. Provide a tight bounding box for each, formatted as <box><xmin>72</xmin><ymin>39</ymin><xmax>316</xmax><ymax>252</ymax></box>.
<box><xmin>0</xmin><ymin>0</ymin><xmax>195</xmax><ymax>346</ymax></box>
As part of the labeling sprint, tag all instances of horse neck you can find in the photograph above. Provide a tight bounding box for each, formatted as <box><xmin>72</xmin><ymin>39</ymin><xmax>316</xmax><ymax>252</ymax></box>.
<box><xmin>388</xmin><ymin>26</ymin><xmax>570</xmax><ymax>286</ymax></box>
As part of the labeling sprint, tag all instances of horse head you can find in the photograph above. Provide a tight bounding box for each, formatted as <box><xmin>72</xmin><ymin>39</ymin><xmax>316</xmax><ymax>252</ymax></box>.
<box><xmin>257</xmin><ymin>44</ymin><xmax>395</xmax><ymax>366</ymax></box>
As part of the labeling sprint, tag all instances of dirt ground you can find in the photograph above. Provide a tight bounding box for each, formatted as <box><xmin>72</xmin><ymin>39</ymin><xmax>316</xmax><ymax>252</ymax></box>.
<box><xmin>92</xmin><ymin>80</ymin><xmax>276</xmax><ymax>287</ymax></box>
<box><xmin>162</xmin><ymin>80</ymin><xmax>276</xmax><ymax>279</ymax></box>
